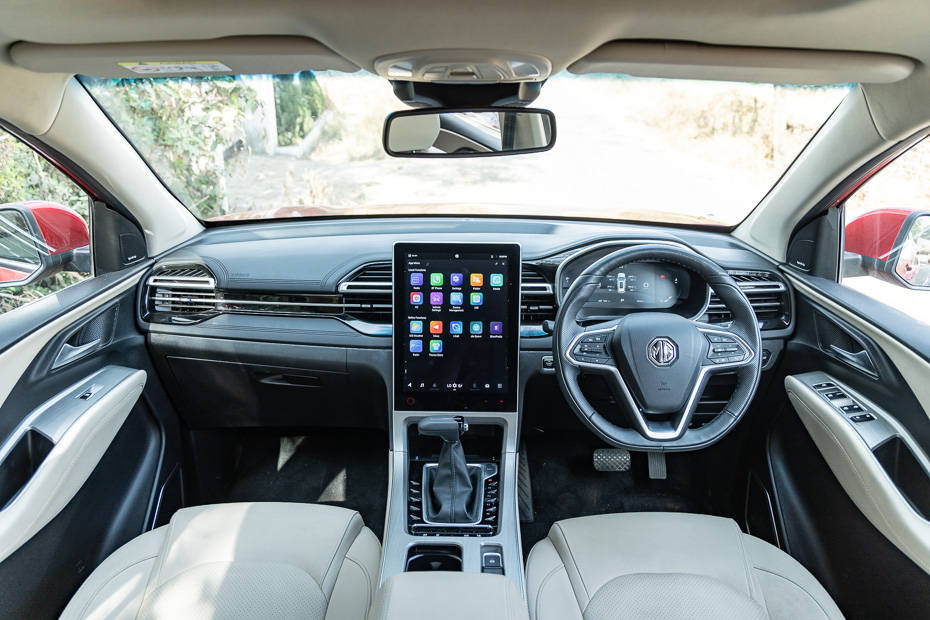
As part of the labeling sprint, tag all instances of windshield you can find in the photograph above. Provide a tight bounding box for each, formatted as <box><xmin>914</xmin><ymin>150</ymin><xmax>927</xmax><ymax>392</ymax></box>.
<box><xmin>80</xmin><ymin>72</ymin><xmax>850</xmax><ymax>227</ymax></box>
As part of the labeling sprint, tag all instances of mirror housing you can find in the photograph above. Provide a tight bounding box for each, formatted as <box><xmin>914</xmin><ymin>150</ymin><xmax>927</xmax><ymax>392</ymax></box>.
<box><xmin>0</xmin><ymin>202</ymin><xmax>90</xmax><ymax>288</ymax></box>
<box><xmin>845</xmin><ymin>208</ymin><xmax>930</xmax><ymax>289</ymax></box>
<box><xmin>383</xmin><ymin>107</ymin><xmax>555</xmax><ymax>157</ymax></box>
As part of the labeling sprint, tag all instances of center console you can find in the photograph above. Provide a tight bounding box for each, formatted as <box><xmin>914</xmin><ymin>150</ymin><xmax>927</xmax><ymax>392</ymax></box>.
<box><xmin>381</xmin><ymin>242</ymin><xmax>524</xmax><ymax>591</ymax></box>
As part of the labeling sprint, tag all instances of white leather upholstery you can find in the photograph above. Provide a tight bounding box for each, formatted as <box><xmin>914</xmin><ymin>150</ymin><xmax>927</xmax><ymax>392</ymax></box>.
<box><xmin>61</xmin><ymin>502</ymin><xmax>380</xmax><ymax>620</ymax></box>
<box><xmin>525</xmin><ymin>512</ymin><xmax>844</xmax><ymax>620</ymax></box>
<box><xmin>370</xmin><ymin>572</ymin><xmax>528</xmax><ymax>620</ymax></box>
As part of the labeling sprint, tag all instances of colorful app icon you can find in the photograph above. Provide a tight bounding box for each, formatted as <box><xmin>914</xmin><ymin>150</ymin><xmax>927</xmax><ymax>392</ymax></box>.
<box><xmin>490</xmin><ymin>273</ymin><xmax>504</xmax><ymax>287</ymax></box>
<box><xmin>470</xmin><ymin>321</ymin><xmax>483</xmax><ymax>334</ymax></box>
<box><xmin>410</xmin><ymin>272</ymin><xmax>424</xmax><ymax>286</ymax></box>
<box><xmin>409</xmin><ymin>320</ymin><xmax>423</xmax><ymax>334</ymax></box>
<box><xmin>429</xmin><ymin>320</ymin><xmax>443</xmax><ymax>334</ymax></box>
<box><xmin>430</xmin><ymin>273</ymin><xmax>444</xmax><ymax>286</ymax></box>
<box><xmin>450</xmin><ymin>273</ymin><xmax>464</xmax><ymax>286</ymax></box>
<box><xmin>470</xmin><ymin>292</ymin><xmax>483</xmax><ymax>306</ymax></box>
<box><xmin>450</xmin><ymin>321</ymin><xmax>463</xmax><ymax>334</ymax></box>
<box><xmin>409</xmin><ymin>339</ymin><xmax>423</xmax><ymax>353</ymax></box>
<box><xmin>429</xmin><ymin>291</ymin><xmax>444</xmax><ymax>306</ymax></box>
<box><xmin>490</xmin><ymin>321</ymin><xmax>503</xmax><ymax>334</ymax></box>
<box><xmin>450</xmin><ymin>292</ymin><xmax>464</xmax><ymax>306</ymax></box>
<box><xmin>429</xmin><ymin>339</ymin><xmax>443</xmax><ymax>353</ymax></box>
<box><xmin>470</xmin><ymin>273</ymin><xmax>484</xmax><ymax>287</ymax></box>
<box><xmin>410</xmin><ymin>291</ymin><xmax>423</xmax><ymax>305</ymax></box>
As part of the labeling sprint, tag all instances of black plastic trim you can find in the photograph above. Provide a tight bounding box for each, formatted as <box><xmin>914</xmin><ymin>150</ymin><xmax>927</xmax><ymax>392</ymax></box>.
<box><xmin>783</xmin><ymin>270</ymin><xmax>930</xmax><ymax>366</ymax></box>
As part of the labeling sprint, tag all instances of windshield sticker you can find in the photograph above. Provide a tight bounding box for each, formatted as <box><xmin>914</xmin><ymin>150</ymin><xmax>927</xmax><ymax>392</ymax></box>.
<box><xmin>117</xmin><ymin>61</ymin><xmax>232</xmax><ymax>75</ymax></box>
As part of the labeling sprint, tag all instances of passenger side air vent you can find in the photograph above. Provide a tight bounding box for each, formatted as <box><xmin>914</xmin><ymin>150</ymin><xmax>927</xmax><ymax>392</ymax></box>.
<box><xmin>703</xmin><ymin>270</ymin><xmax>791</xmax><ymax>330</ymax></box>
<box><xmin>520</xmin><ymin>265</ymin><xmax>556</xmax><ymax>325</ymax></box>
<box><xmin>144</xmin><ymin>265</ymin><xmax>219</xmax><ymax>322</ymax></box>
<box><xmin>144</xmin><ymin>264</ymin><xmax>347</xmax><ymax>324</ymax></box>
<box><xmin>338</xmin><ymin>263</ymin><xmax>393</xmax><ymax>322</ymax></box>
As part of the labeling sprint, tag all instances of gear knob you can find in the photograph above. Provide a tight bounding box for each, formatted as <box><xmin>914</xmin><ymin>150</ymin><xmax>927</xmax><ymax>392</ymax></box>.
<box><xmin>417</xmin><ymin>415</ymin><xmax>468</xmax><ymax>444</ymax></box>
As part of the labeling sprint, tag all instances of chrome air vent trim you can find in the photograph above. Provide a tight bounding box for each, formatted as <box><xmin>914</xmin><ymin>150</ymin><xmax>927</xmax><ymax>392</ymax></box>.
<box><xmin>703</xmin><ymin>270</ymin><xmax>791</xmax><ymax>330</ymax></box>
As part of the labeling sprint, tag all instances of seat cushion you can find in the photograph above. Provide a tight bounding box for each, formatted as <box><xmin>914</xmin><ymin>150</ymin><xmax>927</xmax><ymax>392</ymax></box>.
<box><xmin>525</xmin><ymin>512</ymin><xmax>843</xmax><ymax>620</ymax></box>
<box><xmin>61</xmin><ymin>502</ymin><xmax>381</xmax><ymax>620</ymax></box>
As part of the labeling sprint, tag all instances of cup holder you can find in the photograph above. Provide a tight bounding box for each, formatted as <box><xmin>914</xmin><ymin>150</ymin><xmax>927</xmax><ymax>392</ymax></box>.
<box><xmin>405</xmin><ymin>544</ymin><xmax>463</xmax><ymax>572</ymax></box>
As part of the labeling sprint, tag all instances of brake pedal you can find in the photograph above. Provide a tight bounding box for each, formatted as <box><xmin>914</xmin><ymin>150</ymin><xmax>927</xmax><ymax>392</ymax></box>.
<box><xmin>593</xmin><ymin>448</ymin><xmax>631</xmax><ymax>472</ymax></box>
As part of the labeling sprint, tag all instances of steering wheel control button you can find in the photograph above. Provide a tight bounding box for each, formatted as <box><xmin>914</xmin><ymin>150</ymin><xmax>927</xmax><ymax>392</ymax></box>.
<box><xmin>571</xmin><ymin>333</ymin><xmax>613</xmax><ymax>365</ymax></box>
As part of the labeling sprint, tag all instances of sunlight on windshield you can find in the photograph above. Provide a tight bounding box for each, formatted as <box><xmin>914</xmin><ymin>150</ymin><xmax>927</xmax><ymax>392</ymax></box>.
<box><xmin>81</xmin><ymin>72</ymin><xmax>850</xmax><ymax>226</ymax></box>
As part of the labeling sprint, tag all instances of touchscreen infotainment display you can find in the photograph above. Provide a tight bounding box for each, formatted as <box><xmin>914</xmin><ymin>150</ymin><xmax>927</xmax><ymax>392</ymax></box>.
<box><xmin>393</xmin><ymin>242</ymin><xmax>521</xmax><ymax>412</ymax></box>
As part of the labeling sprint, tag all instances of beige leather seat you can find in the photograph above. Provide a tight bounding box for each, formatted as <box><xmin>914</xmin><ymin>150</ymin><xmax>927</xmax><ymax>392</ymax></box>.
<box><xmin>525</xmin><ymin>512</ymin><xmax>844</xmax><ymax>620</ymax></box>
<box><xmin>61</xmin><ymin>502</ymin><xmax>380</xmax><ymax>620</ymax></box>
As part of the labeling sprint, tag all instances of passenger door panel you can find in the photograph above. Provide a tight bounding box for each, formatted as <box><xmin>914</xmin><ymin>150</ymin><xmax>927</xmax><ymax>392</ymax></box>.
<box><xmin>0</xmin><ymin>286</ymin><xmax>183</xmax><ymax>617</ymax></box>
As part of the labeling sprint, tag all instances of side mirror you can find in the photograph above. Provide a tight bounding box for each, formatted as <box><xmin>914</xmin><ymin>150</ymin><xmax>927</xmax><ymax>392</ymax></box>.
<box><xmin>383</xmin><ymin>107</ymin><xmax>555</xmax><ymax>157</ymax></box>
<box><xmin>893</xmin><ymin>213</ymin><xmax>930</xmax><ymax>289</ymax></box>
<box><xmin>0</xmin><ymin>202</ymin><xmax>90</xmax><ymax>288</ymax></box>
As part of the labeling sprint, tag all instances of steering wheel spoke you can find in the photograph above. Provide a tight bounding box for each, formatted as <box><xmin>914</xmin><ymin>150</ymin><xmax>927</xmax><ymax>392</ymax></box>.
<box><xmin>695</xmin><ymin>323</ymin><xmax>757</xmax><ymax>373</ymax></box>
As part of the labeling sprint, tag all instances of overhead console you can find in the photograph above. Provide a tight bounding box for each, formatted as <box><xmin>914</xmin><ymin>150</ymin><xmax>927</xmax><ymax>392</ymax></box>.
<box><xmin>393</xmin><ymin>242</ymin><xmax>521</xmax><ymax>412</ymax></box>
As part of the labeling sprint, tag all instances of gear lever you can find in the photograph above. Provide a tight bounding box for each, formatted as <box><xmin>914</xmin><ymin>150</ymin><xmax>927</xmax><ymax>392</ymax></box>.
<box><xmin>418</xmin><ymin>416</ymin><xmax>481</xmax><ymax>523</ymax></box>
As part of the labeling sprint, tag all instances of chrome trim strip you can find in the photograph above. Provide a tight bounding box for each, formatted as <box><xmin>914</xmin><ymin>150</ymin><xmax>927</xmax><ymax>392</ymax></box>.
<box><xmin>418</xmin><ymin>462</ymin><xmax>498</xmax><ymax>527</ymax></box>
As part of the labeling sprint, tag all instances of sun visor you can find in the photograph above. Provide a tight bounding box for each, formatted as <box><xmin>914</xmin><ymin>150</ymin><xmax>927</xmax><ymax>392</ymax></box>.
<box><xmin>9</xmin><ymin>36</ymin><xmax>359</xmax><ymax>78</ymax></box>
<box><xmin>569</xmin><ymin>41</ymin><xmax>915</xmax><ymax>85</ymax></box>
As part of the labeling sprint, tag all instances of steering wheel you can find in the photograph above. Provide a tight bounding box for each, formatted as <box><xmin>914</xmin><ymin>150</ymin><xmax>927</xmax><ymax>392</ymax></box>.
<box><xmin>553</xmin><ymin>244</ymin><xmax>762</xmax><ymax>451</ymax></box>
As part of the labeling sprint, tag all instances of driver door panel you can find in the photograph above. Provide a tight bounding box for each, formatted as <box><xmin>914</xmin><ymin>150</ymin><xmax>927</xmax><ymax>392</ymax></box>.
<box><xmin>761</xmin><ymin>271</ymin><xmax>930</xmax><ymax>618</ymax></box>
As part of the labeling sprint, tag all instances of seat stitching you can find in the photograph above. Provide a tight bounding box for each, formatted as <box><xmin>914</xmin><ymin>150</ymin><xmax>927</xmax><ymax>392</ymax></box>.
<box><xmin>321</xmin><ymin>512</ymin><xmax>361</xmax><ymax>601</ymax></box>
<box><xmin>75</xmin><ymin>553</ymin><xmax>159</xmax><ymax>619</ymax></box>
<box><xmin>753</xmin><ymin>566</ymin><xmax>834</xmax><ymax>619</ymax></box>
<box><xmin>341</xmin><ymin>556</ymin><xmax>372</xmax><ymax>615</ymax></box>
<box><xmin>733</xmin><ymin>523</ymin><xmax>760</xmax><ymax>602</ymax></box>
<box><xmin>534</xmin><ymin>565</ymin><xmax>568</xmax><ymax>620</ymax></box>
<box><xmin>553</xmin><ymin>523</ymin><xmax>590</xmax><ymax>603</ymax></box>
<box><xmin>136</xmin><ymin>521</ymin><xmax>177</xmax><ymax>620</ymax></box>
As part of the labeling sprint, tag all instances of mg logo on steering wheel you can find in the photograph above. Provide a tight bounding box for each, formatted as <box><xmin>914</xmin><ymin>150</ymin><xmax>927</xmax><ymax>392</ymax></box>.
<box><xmin>648</xmin><ymin>337</ymin><xmax>678</xmax><ymax>367</ymax></box>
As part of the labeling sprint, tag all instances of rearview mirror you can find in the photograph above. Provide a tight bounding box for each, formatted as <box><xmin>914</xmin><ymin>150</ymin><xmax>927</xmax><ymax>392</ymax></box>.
<box><xmin>383</xmin><ymin>107</ymin><xmax>555</xmax><ymax>157</ymax></box>
<box><xmin>0</xmin><ymin>203</ymin><xmax>90</xmax><ymax>288</ymax></box>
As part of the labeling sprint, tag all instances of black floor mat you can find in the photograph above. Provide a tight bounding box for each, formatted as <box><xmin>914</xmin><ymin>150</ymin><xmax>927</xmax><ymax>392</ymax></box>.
<box><xmin>221</xmin><ymin>429</ymin><xmax>388</xmax><ymax>539</ymax></box>
<box><xmin>520</xmin><ymin>431</ymin><xmax>713</xmax><ymax>557</ymax></box>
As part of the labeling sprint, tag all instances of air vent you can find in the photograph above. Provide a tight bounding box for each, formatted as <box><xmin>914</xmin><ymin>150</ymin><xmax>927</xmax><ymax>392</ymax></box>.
<box><xmin>520</xmin><ymin>265</ymin><xmax>556</xmax><ymax>325</ymax></box>
<box><xmin>144</xmin><ymin>264</ymin><xmax>347</xmax><ymax>324</ymax></box>
<box><xmin>703</xmin><ymin>270</ymin><xmax>791</xmax><ymax>330</ymax></box>
<box><xmin>337</xmin><ymin>262</ymin><xmax>556</xmax><ymax>327</ymax></box>
<box><xmin>338</xmin><ymin>262</ymin><xmax>391</xmax><ymax>294</ymax></box>
<box><xmin>145</xmin><ymin>265</ymin><xmax>219</xmax><ymax>321</ymax></box>
<box><xmin>339</xmin><ymin>263</ymin><xmax>393</xmax><ymax>322</ymax></box>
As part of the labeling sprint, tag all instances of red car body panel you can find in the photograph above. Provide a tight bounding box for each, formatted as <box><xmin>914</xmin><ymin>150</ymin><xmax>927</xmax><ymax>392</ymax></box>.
<box><xmin>0</xmin><ymin>266</ymin><xmax>30</xmax><ymax>281</ymax></box>
<box><xmin>844</xmin><ymin>208</ymin><xmax>912</xmax><ymax>260</ymax></box>
<box><xmin>19</xmin><ymin>201</ymin><xmax>90</xmax><ymax>255</ymax></box>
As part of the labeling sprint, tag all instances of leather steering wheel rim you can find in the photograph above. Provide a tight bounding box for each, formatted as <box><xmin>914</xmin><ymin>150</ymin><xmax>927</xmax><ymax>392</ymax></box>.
<box><xmin>553</xmin><ymin>244</ymin><xmax>763</xmax><ymax>452</ymax></box>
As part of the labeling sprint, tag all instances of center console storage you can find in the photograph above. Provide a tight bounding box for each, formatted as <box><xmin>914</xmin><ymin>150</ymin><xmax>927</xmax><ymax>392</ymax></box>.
<box><xmin>405</xmin><ymin>544</ymin><xmax>462</xmax><ymax>571</ymax></box>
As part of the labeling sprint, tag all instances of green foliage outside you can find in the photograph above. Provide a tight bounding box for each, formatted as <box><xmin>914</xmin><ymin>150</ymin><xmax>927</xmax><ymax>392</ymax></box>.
<box><xmin>83</xmin><ymin>76</ymin><xmax>260</xmax><ymax>219</ymax></box>
<box><xmin>274</xmin><ymin>71</ymin><xmax>326</xmax><ymax>146</ymax></box>
<box><xmin>0</xmin><ymin>130</ymin><xmax>89</xmax><ymax>313</ymax></box>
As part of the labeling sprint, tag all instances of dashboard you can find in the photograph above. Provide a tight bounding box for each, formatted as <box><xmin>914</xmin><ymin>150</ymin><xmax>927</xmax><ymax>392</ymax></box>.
<box><xmin>137</xmin><ymin>217</ymin><xmax>792</xmax><ymax>428</ymax></box>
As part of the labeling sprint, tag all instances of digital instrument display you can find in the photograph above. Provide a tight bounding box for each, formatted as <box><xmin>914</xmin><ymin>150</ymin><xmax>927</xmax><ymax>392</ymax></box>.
<box><xmin>393</xmin><ymin>242</ymin><xmax>521</xmax><ymax>412</ymax></box>
<box><xmin>582</xmin><ymin>263</ymin><xmax>691</xmax><ymax>311</ymax></box>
